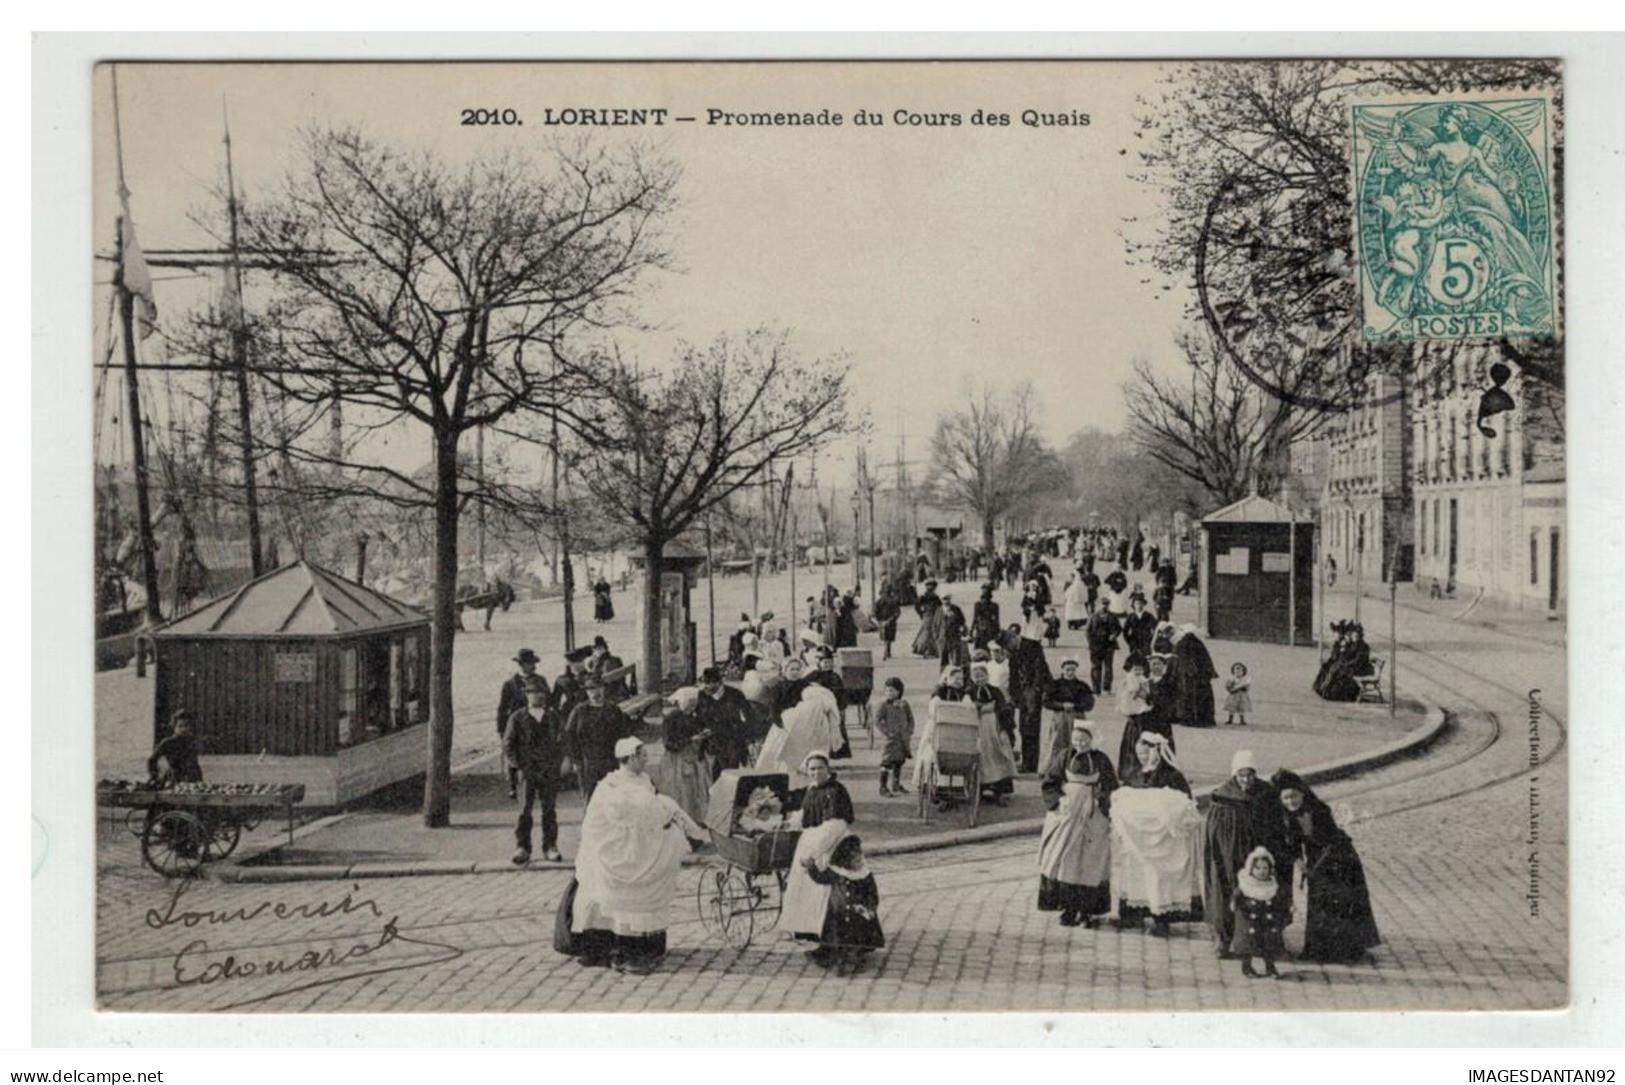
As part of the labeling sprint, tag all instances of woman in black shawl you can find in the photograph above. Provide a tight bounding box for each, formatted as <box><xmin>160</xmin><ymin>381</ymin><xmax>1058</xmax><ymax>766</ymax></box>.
<box><xmin>939</xmin><ymin>594</ymin><xmax>971</xmax><ymax>669</ymax></box>
<box><xmin>1170</xmin><ymin>624</ymin><xmax>1218</xmax><ymax>728</ymax></box>
<box><xmin>592</xmin><ymin>576</ymin><xmax>615</xmax><ymax>622</ymax></box>
<box><xmin>1202</xmin><ymin>750</ymin><xmax>1288</xmax><ymax>958</ymax></box>
<box><xmin>1271</xmin><ymin>769</ymin><xmax>1381</xmax><ymax>963</ymax></box>
<box><xmin>970</xmin><ymin>585</ymin><xmax>1001</xmax><ymax>650</ymax></box>
<box><xmin>1314</xmin><ymin>623</ymin><xmax>1372</xmax><ymax>702</ymax></box>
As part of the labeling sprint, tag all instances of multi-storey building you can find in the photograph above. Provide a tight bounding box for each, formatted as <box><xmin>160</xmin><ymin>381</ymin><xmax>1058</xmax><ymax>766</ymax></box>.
<box><xmin>1319</xmin><ymin>371</ymin><xmax>1413</xmax><ymax>587</ymax></box>
<box><xmin>1408</xmin><ymin>343</ymin><xmax>1565</xmax><ymax>614</ymax></box>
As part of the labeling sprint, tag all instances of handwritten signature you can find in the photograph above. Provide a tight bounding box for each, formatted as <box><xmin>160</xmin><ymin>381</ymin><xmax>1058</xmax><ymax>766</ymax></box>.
<box><xmin>146</xmin><ymin>877</ymin><xmax>463</xmax><ymax>1010</ymax></box>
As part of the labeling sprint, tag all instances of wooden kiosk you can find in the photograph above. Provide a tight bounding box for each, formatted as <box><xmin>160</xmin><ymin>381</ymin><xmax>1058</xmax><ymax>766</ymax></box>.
<box><xmin>149</xmin><ymin>560</ymin><xmax>430</xmax><ymax>806</ymax></box>
<box><xmin>1199</xmin><ymin>494</ymin><xmax>1316</xmax><ymax>646</ymax></box>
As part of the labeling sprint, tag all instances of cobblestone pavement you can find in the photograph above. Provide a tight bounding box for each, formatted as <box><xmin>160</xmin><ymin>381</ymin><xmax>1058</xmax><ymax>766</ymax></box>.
<box><xmin>94</xmin><ymin>565</ymin><xmax>1566</xmax><ymax>1014</ymax></box>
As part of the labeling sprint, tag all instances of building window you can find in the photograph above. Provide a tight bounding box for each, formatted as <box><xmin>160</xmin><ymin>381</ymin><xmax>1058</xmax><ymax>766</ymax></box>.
<box><xmin>1530</xmin><ymin>529</ymin><xmax>1540</xmax><ymax>586</ymax></box>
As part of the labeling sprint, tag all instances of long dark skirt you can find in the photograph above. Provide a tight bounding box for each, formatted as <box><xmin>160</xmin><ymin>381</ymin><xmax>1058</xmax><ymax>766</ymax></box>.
<box><xmin>576</xmin><ymin>928</ymin><xmax>668</xmax><ymax>964</ymax></box>
<box><xmin>594</xmin><ymin>591</ymin><xmax>615</xmax><ymax>622</ymax></box>
<box><xmin>1038</xmin><ymin>877</ymin><xmax>1111</xmax><ymax>918</ymax></box>
<box><xmin>1301</xmin><ymin>842</ymin><xmax>1382</xmax><ymax>963</ymax></box>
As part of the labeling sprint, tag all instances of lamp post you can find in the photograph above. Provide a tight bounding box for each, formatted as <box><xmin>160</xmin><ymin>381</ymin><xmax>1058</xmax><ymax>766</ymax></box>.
<box><xmin>850</xmin><ymin>488</ymin><xmax>863</xmax><ymax>597</ymax></box>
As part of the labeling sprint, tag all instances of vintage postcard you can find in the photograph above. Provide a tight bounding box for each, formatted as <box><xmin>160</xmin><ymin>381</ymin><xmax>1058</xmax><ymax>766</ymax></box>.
<box><xmin>77</xmin><ymin>57</ymin><xmax>1571</xmax><ymax>1023</ymax></box>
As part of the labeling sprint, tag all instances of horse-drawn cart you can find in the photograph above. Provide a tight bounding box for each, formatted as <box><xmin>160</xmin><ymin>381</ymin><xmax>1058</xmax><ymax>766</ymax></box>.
<box><xmin>98</xmin><ymin>781</ymin><xmax>305</xmax><ymax>878</ymax></box>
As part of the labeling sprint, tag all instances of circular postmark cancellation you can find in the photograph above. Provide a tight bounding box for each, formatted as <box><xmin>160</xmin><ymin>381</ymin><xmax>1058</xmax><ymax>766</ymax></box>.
<box><xmin>1352</xmin><ymin>97</ymin><xmax>1557</xmax><ymax>345</ymax></box>
<box><xmin>1198</xmin><ymin>95</ymin><xmax>1559</xmax><ymax>416</ymax></box>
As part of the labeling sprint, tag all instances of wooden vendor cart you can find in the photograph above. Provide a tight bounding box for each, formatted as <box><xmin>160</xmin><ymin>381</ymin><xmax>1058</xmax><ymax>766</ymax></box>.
<box><xmin>98</xmin><ymin>780</ymin><xmax>305</xmax><ymax>879</ymax></box>
<box><xmin>917</xmin><ymin>701</ymin><xmax>983</xmax><ymax>828</ymax></box>
<box><xmin>836</xmin><ymin>647</ymin><xmax>875</xmax><ymax>748</ymax></box>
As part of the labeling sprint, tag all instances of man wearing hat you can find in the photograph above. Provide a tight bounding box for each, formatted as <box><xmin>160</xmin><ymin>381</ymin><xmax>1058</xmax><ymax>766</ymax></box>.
<box><xmin>505</xmin><ymin>679</ymin><xmax>563</xmax><ymax>865</ymax></box>
<box><xmin>1202</xmin><ymin>749</ymin><xmax>1289</xmax><ymax>957</ymax></box>
<box><xmin>694</xmin><ymin>665</ymin><xmax>755</xmax><ymax>774</ymax></box>
<box><xmin>497</xmin><ymin>649</ymin><xmax>548</xmax><ymax>800</ymax></box>
<box><xmin>1085</xmin><ymin>604</ymin><xmax>1123</xmax><ymax>696</ymax></box>
<box><xmin>564</xmin><ymin>675</ymin><xmax>635</xmax><ymax>803</ymax></box>
<box><xmin>552</xmin><ymin>645</ymin><xmax>594</xmax><ymax>749</ymax></box>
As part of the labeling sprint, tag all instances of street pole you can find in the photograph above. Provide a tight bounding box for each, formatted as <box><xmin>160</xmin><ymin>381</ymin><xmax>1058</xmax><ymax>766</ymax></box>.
<box><xmin>705</xmin><ymin>511</ymin><xmax>717</xmax><ymax>667</ymax></box>
<box><xmin>789</xmin><ymin>492</ymin><xmax>798</xmax><ymax>640</ymax></box>
<box><xmin>114</xmin><ymin>224</ymin><xmax>163</xmax><ymax>628</ymax></box>
<box><xmin>1389</xmin><ymin>564</ymin><xmax>1398</xmax><ymax>717</ymax></box>
<box><xmin>822</xmin><ymin>486</ymin><xmax>834</xmax><ymax>647</ymax></box>
<box><xmin>221</xmin><ymin>112</ymin><xmax>264</xmax><ymax>578</ymax></box>
<box><xmin>852</xmin><ymin>497</ymin><xmax>862</xmax><ymax>596</ymax></box>
<box><xmin>868</xmin><ymin>482</ymin><xmax>878</xmax><ymax>601</ymax></box>
<box><xmin>1287</xmin><ymin>509</ymin><xmax>1297</xmax><ymax>648</ymax></box>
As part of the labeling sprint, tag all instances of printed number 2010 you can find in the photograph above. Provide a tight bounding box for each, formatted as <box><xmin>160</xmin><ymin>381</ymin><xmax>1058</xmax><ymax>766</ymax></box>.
<box><xmin>461</xmin><ymin>109</ymin><xmax>522</xmax><ymax>126</ymax></box>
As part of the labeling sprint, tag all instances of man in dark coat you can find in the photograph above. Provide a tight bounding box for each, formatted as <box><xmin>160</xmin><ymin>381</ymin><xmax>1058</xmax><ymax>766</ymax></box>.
<box><xmin>552</xmin><ymin>645</ymin><xmax>592</xmax><ymax>731</ymax></box>
<box><xmin>872</xmin><ymin>582</ymin><xmax>901</xmax><ymax>660</ymax></box>
<box><xmin>1116</xmin><ymin>537</ymin><xmax>1131</xmax><ymax>568</ymax></box>
<box><xmin>1007</xmin><ymin>630</ymin><xmax>1053</xmax><ymax>772</ymax></box>
<box><xmin>694</xmin><ymin>666</ymin><xmax>755</xmax><ymax>773</ymax></box>
<box><xmin>1202</xmin><ymin>750</ymin><xmax>1288</xmax><ymax>957</ymax></box>
<box><xmin>506</xmin><ymin>680</ymin><xmax>564</xmax><ymax>864</ymax></box>
<box><xmin>147</xmin><ymin>710</ymin><xmax>203</xmax><ymax>785</ymax></box>
<box><xmin>1123</xmin><ymin>596</ymin><xmax>1158</xmax><ymax>659</ymax></box>
<box><xmin>497</xmin><ymin>648</ymin><xmax>546</xmax><ymax>799</ymax></box>
<box><xmin>1086</xmin><ymin>607</ymin><xmax>1122</xmax><ymax>695</ymax></box>
<box><xmin>563</xmin><ymin>677</ymin><xmax>634</xmax><ymax>802</ymax></box>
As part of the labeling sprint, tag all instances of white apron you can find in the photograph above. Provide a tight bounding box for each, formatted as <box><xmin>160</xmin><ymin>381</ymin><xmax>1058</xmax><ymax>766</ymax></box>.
<box><xmin>780</xmin><ymin>817</ymin><xmax>850</xmax><ymax>938</ymax></box>
<box><xmin>1037</xmin><ymin>766</ymin><xmax>1111</xmax><ymax>888</ymax></box>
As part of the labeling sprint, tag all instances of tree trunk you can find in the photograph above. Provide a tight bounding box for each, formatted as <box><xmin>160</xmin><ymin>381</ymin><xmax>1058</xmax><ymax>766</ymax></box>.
<box><xmin>982</xmin><ymin>516</ymin><xmax>996</xmax><ymax>554</ymax></box>
<box><xmin>422</xmin><ymin>430</ymin><xmax>461</xmax><ymax>827</ymax></box>
<box><xmin>640</xmin><ymin>535</ymin><xmax>665</xmax><ymax>694</ymax></box>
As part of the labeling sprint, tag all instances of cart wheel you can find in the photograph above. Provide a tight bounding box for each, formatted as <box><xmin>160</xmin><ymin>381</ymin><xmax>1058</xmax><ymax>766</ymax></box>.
<box><xmin>917</xmin><ymin>771</ymin><xmax>931</xmax><ymax>822</ymax></box>
<box><xmin>143</xmin><ymin>810</ymin><xmax>205</xmax><ymax>878</ymax></box>
<box><xmin>756</xmin><ymin>872</ymin><xmax>784</xmax><ymax>934</ymax></box>
<box><xmin>966</xmin><ymin>765</ymin><xmax>982</xmax><ymax>829</ymax></box>
<box><xmin>205</xmin><ymin>814</ymin><xmax>242</xmax><ymax>860</ymax></box>
<box><xmin>697</xmin><ymin>864</ymin><xmax>756</xmax><ymax>949</ymax></box>
<box><xmin>125</xmin><ymin>808</ymin><xmax>148</xmax><ymax>839</ymax></box>
<box><xmin>696</xmin><ymin>865</ymin><xmax>726</xmax><ymax>940</ymax></box>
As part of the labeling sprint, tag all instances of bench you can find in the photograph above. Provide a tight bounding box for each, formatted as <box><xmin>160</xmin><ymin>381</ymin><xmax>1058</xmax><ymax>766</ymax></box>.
<box><xmin>1356</xmin><ymin>658</ymin><xmax>1386</xmax><ymax>704</ymax></box>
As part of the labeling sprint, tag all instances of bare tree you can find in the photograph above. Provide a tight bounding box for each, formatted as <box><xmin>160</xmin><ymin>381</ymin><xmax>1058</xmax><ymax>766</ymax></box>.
<box><xmin>925</xmin><ymin>382</ymin><xmax>1057</xmax><ymax>551</ymax></box>
<box><xmin>568</xmin><ymin>328</ymin><xmax>858</xmax><ymax>691</ymax></box>
<box><xmin>239</xmin><ymin>127</ymin><xmax>678</xmax><ymax>827</ymax></box>
<box><xmin>1129</xmin><ymin>60</ymin><xmax>1563</xmax><ymax>408</ymax></box>
<box><xmin>1124</xmin><ymin>331</ymin><xmax>1329</xmax><ymax>507</ymax></box>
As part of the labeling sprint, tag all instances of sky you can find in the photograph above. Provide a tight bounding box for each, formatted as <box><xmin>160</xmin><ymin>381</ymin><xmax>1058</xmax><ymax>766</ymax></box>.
<box><xmin>93</xmin><ymin>61</ymin><xmax>1192</xmax><ymax>487</ymax></box>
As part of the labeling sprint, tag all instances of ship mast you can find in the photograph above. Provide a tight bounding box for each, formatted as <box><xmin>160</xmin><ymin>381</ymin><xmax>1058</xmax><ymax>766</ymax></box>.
<box><xmin>111</xmin><ymin>67</ymin><xmax>163</xmax><ymax>625</ymax></box>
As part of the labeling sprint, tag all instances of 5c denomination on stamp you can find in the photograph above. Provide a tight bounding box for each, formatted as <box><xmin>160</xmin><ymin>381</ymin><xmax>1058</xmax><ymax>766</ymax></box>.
<box><xmin>1352</xmin><ymin>97</ymin><xmax>1557</xmax><ymax>343</ymax></box>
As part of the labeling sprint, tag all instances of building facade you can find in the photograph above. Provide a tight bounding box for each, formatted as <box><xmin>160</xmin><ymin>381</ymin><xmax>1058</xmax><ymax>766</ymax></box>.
<box><xmin>1409</xmin><ymin>343</ymin><xmax>1565</xmax><ymax>614</ymax></box>
<box><xmin>1320</xmin><ymin>371</ymin><xmax>1413</xmax><ymax>588</ymax></box>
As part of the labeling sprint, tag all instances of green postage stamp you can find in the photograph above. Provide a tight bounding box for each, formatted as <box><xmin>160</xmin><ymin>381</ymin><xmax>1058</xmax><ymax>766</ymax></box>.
<box><xmin>1352</xmin><ymin>97</ymin><xmax>1557</xmax><ymax>342</ymax></box>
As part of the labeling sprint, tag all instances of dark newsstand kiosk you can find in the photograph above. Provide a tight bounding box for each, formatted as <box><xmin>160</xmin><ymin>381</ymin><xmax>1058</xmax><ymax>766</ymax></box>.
<box><xmin>1199</xmin><ymin>493</ymin><xmax>1316</xmax><ymax>647</ymax></box>
<box><xmin>149</xmin><ymin>560</ymin><xmax>430</xmax><ymax>806</ymax></box>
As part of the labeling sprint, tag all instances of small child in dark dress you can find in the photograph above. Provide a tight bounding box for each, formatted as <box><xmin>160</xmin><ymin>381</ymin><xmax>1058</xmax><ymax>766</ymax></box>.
<box><xmin>1043</xmin><ymin>608</ymin><xmax>1062</xmax><ymax>648</ymax></box>
<box><xmin>803</xmin><ymin>834</ymin><xmax>885</xmax><ymax>975</ymax></box>
<box><xmin>1231</xmin><ymin>846</ymin><xmax>1290</xmax><ymax>979</ymax></box>
<box><xmin>874</xmin><ymin>677</ymin><xmax>915</xmax><ymax>797</ymax></box>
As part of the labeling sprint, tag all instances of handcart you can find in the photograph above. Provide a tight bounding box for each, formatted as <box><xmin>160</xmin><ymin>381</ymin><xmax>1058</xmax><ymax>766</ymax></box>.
<box><xmin>836</xmin><ymin>647</ymin><xmax>875</xmax><ymax>749</ymax></box>
<box><xmin>917</xmin><ymin>702</ymin><xmax>983</xmax><ymax>828</ymax></box>
<box><xmin>98</xmin><ymin>780</ymin><xmax>305</xmax><ymax>879</ymax></box>
<box><xmin>696</xmin><ymin>770</ymin><xmax>801</xmax><ymax>949</ymax></box>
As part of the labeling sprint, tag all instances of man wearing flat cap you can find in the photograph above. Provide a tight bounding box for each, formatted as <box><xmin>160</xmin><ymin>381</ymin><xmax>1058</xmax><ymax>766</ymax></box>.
<box><xmin>564</xmin><ymin>674</ymin><xmax>634</xmax><ymax>803</ymax></box>
<box><xmin>497</xmin><ymin>649</ymin><xmax>548</xmax><ymax>800</ymax></box>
